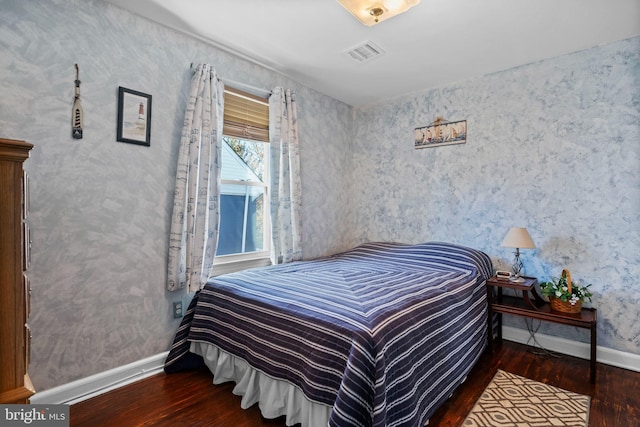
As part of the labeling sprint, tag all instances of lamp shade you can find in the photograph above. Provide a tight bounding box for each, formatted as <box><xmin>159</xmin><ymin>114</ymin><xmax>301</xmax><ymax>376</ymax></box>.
<box><xmin>501</xmin><ymin>227</ymin><xmax>536</xmax><ymax>249</ymax></box>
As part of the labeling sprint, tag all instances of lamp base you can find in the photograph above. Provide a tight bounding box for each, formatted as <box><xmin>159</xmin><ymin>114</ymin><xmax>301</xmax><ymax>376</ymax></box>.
<box><xmin>509</xmin><ymin>276</ymin><xmax>525</xmax><ymax>283</ymax></box>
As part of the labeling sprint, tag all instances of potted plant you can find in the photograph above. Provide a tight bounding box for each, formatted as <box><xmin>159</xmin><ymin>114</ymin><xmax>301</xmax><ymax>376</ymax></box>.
<box><xmin>539</xmin><ymin>269</ymin><xmax>592</xmax><ymax>314</ymax></box>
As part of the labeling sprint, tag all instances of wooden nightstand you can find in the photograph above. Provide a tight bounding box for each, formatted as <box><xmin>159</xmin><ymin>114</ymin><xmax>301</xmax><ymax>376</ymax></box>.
<box><xmin>486</xmin><ymin>275</ymin><xmax>597</xmax><ymax>383</ymax></box>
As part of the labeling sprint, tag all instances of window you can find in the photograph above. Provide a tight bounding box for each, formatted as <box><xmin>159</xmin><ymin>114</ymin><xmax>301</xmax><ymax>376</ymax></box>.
<box><xmin>214</xmin><ymin>87</ymin><xmax>270</xmax><ymax>272</ymax></box>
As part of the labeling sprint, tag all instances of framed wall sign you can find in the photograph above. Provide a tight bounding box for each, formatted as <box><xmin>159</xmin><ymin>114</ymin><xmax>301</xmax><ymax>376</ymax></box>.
<box><xmin>415</xmin><ymin>118</ymin><xmax>467</xmax><ymax>149</ymax></box>
<box><xmin>117</xmin><ymin>87</ymin><xmax>152</xmax><ymax>146</ymax></box>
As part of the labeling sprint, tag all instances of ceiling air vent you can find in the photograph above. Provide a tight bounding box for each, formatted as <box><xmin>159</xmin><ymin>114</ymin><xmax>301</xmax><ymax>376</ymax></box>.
<box><xmin>345</xmin><ymin>41</ymin><xmax>385</xmax><ymax>63</ymax></box>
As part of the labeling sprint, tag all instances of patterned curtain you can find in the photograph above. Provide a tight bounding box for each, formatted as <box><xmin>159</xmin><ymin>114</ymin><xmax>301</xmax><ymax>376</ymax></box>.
<box><xmin>269</xmin><ymin>87</ymin><xmax>302</xmax><ymax>264</ymax></box>
<box><xmin>167</xmin><ymin>64</ymin><xmax>224</xmax><ymax>292</ymax></box>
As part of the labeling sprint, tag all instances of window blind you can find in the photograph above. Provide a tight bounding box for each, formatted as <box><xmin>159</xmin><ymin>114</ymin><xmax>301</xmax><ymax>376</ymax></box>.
<box><xmin>223</xmin><ymin>87</ymin><xmax>269</xmax><ymax>142</ymax></box>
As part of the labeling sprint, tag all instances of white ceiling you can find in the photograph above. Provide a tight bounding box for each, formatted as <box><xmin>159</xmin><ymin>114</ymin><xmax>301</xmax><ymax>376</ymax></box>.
<box><xmin>103</xmin><ymin>0</ymin><xmax>640</xmax><ymax>106</ymax></box>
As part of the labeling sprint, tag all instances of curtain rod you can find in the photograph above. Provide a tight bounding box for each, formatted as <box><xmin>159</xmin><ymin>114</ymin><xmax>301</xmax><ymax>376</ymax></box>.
<box><xmin>190</xmin><ymin>63</ymin><xmax>272</xmax><ymax>97</ymax></box>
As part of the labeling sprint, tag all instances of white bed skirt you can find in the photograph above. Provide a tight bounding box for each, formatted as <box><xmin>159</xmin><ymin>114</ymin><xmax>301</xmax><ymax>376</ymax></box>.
<box><xmin>191</xmin><ymin>341</ymin><xmax>332</xmax><ymax>427</ymax></box>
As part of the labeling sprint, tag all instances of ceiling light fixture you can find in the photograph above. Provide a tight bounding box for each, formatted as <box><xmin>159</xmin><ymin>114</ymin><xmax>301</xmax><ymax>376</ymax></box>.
<box><xmin>337</xmin><ymin>0</ymin><xmax>421</xmax><ymax>26</ymax></box>
<box><xmin>369</xmin><ymin>7</ymin><xmax>384</xmax><ymax>23</ymax></box>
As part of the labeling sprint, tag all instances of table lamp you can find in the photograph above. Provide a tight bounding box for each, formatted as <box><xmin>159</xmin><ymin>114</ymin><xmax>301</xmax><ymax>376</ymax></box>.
<box><xmin>501</xmin><ymin>227</ymin><xmax>536</xmax><ymax>283</ymax></box>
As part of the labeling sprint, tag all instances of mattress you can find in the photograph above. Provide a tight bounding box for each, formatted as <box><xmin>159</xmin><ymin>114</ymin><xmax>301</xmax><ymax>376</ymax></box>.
<box><xmin>165</xmin><ymin>241</ymin><xmax>493</xmax><ymax>427</ymax></box>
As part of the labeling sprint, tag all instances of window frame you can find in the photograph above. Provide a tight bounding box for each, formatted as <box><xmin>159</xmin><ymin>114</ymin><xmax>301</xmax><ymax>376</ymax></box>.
<box><xmin>213</xmin><ymin>88</ymin><xmax>272</xmax><ymax>275</ymax></box>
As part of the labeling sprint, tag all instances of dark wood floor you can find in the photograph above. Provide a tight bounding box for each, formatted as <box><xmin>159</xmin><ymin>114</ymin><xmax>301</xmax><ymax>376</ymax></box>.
<box><xmin>70</xmin><ymin>340</ymin><xmax>640</xmax><ymax>426</ymax></box>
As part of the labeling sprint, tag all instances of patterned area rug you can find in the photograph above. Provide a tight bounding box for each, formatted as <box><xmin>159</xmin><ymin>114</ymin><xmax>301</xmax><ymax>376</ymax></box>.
<box><xmin>463</xmin><ymin>370</ymin><xmax>590</xmax><ymax>427</ymax></box>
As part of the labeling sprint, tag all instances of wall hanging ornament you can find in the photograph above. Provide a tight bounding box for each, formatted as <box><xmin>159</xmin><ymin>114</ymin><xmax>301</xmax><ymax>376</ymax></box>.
<box><xmin>414</xmin><ymin>116</ymin><xmax>467</xmax><ymax>148</ymax></box>
<box><xmin>116</xmin><ymin>86</ymin><xmax>152</xmax><ymax>146</ymax></box>
<box><xmin>72</xmin><ymin>64</ymin><xmax>83</xmax><ymax>139</ymax></box>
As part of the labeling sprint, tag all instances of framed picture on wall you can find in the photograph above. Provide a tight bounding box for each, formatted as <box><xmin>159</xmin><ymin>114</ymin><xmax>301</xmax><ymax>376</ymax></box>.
<box><xmin>415</xmin><ymin>119</ymin><xmax>467</xmax><ymax>148</ymax></box>
<box><xmin>117</xmin><ymin>87</ymin><xmax>152</xmax><ymax>146</ymax></box>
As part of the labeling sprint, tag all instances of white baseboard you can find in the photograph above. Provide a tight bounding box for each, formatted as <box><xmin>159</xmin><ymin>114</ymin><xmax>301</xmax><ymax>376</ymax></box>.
<box><xmin>502</xmin><ymin>326</ymin><xmax>640</xmax><ymax>372</ymax></box>
<box><xmin>30</xmin><ymin>352</ymin><xmax>168</xmax><ymax>405</ymax></box>
<box><xmin>29</xmin><ymin>331</ymin><xmax>640</xmax><ymax>407</ymax></box>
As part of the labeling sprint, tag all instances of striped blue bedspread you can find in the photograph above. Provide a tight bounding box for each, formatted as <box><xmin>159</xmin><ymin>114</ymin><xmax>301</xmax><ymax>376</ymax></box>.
<box><xmin>165</xmin><ymin>242</ymin><xmax>493</xmax><ymax>427</ymax></box>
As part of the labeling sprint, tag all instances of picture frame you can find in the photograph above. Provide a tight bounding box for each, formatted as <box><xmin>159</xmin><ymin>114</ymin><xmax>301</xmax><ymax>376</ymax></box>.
<box><xmin>414</xmin><ymin>119</ymin><xmax>467</xmax><ymax>149</ymax></box>
<box><xmin>117</xmin><ymin>87</ymin><xmax>152</xmax><ymax>146</ymax></box>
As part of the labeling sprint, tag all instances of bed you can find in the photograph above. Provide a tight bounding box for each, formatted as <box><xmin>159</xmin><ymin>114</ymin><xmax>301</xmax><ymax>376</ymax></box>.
<box><xmin>164</xmin><ymin>241</ymin><xmax>493</xmax><ymax>427</ymax></box>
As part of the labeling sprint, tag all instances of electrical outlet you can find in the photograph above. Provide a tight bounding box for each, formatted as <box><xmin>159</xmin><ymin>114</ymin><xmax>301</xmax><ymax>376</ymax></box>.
<box><xmin>172</xmin><ymin>301</ymin><xmax>183</xmax><ymax>318</ymax></box>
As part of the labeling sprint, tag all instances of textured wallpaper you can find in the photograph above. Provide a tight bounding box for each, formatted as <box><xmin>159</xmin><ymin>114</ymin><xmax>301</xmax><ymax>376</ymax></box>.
<box><xmin>1</xmin><ymin>0</ymin><xmax>638</xmax><ymax>393</ymax></box>
<box><xmin>352</xmin><ymin>37</ymin><xmax>640</xmax><ymax>354</ymax></box>
<box><xmin>0</xmin><ymin>0</ymin><xmax>353</xmax><ymax>390</ymax></box>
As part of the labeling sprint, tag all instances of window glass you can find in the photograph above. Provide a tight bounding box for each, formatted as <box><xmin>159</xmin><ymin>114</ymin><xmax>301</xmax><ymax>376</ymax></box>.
<box><xmin>217</xmin><ymin>136</ymin><xmax>269</xmax><ymax>258</ymax></box>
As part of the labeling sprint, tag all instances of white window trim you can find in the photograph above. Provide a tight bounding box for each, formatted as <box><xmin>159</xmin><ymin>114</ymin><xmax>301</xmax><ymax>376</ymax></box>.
<box><xmin>212</xmin><ymin>251</ymin><xmax>272</xmax><ymax>276</ymax></box>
